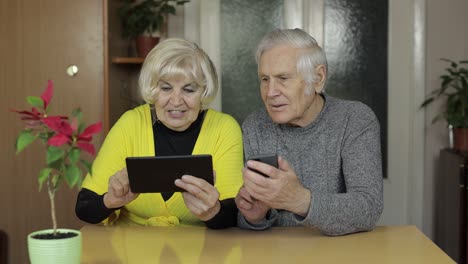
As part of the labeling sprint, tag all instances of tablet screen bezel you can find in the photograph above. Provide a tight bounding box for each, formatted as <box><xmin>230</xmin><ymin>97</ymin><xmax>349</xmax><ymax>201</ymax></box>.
<box><xmin>125</xmin><ymin>154</ymin><xmax>214</xmax><ymax>193</ymax></box>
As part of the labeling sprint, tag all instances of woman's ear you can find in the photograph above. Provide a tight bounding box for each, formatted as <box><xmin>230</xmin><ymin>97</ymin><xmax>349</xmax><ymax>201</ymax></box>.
<box><xmin>313</xmin><ymin>64</ymin><xmax>327</xmax><ymax>93</ymax></box>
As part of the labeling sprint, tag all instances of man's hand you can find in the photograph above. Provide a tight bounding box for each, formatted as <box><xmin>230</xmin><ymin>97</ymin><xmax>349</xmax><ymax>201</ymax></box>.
<box><xmin>175</xmin><ymin>174</ymin><xmax>221</xmax><ymax>221</ymax></box>
<box><xmin>103</xmin><ymin>168</ymin><xmax>139</xmax><ymax>209</ymax></box>
<box><xmin>235</xmin><ymin>186</ymin><xmax>270</xmax><ymax>224</ymax></box>
<box><xmin>243</xmin><ymin>156</ymin><xmax>311</xmax><ymax>217</ymax></box>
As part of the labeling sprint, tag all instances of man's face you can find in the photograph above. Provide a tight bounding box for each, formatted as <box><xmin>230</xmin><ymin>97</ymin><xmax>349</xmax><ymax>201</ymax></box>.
<box><xmin>258</xmin><ymin>45</ymin><xmax>322</xmax><ymax>127</ymax></box>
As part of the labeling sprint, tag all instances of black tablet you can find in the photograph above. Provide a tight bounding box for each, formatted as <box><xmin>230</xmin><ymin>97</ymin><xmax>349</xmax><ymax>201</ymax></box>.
<box><xmin>125</xmin><ymin>154</ymin><xmax>214</xmax><ymax>193</ymax></box>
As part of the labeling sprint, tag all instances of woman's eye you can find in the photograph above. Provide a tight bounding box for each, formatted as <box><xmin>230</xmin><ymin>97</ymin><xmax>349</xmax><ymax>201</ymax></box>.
<box><xmin>160</xmin><ymin>86</ymin><xmax>172</xmax><ymax>91</ymax></box>
<box><xmin>183</xmin><ymin>86</ymin><xmax>197</xmax><ymax>93</ymax></box>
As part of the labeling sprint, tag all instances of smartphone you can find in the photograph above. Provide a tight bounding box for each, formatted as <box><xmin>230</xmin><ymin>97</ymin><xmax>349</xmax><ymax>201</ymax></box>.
<box><xmin>248</xmin><ymin>154</ymin><xmax>278</xmax><ymax>177</ymax></box>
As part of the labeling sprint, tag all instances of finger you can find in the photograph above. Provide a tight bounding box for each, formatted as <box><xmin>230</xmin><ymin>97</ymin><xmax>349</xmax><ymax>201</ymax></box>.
<box><xmin>242</xmin><ymin>167</ymin><xmax>266</xmax><ymax>184</ymax></box>
<box><xmin>236</xmin><ymin>196</ymin><xmax>253</xmax><ymax>210</ymax></box>
<box><xmin>182</xmin><ymin>192</ymin><xmax>214</xmax><ymax>216</ymax></box>
<box><xmin>175</xmin><ymin>178</ymin><xmax>213</xmax><ymax>202</ymax></box>
<box><xmin>213</xmin><ymin>170</ymin><xmax>216</xmax><ymax>185</ymax></box>
<box><xmin>181</xmin><ymin>192</ymin><xmax>203</xmax><ymax>214</ymax></box>
<box><xmin>238</xmin><ymin>187</ymin><xmax>254</xmax><ymax>203</ymax></box>
<box><xmin>114</xmin><ymin>176</ymin><xmax>130</xmax><ymax>196</ymax></box>
<box><xmin>111</xmin><ymin>169</ymin><xmax>130</xmax><ymax>195</ymax></box>
<box><xmin>278</xmin><ymin>156</ymin><xmax>292</xmax><ymax>172</ymax></box>
<box><xmin>180</xmin><ymin>175</ymin><xmax>213</xmax><ymax>190</ymax></box>
<box><xmin>108</xmin><ymin>177</ymin><xmax>123</xmax><ymax>197</ymax></box>
<box><xmin>243</xmin><ymin>169</ymin><xmax>270</xmax><ymax>194</ymax></box>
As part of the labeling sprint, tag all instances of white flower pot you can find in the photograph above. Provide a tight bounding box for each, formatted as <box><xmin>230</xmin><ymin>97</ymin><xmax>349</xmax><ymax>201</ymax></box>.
<box><xmin>27</xmin><ymin>228</ymin><xmax>81</xmax><ymax>264</ymax></box>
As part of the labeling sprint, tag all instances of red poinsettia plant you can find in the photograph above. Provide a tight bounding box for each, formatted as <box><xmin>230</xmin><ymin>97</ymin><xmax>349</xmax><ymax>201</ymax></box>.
<box><xmin>11</xmin><ymin>80</ymin><xmax>102</xmax><ymax>236</ymax></box>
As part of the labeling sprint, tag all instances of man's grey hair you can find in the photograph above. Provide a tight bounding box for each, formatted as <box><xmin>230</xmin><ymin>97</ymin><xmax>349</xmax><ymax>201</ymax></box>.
<box><xmin>255</xmin><ymin>28</ymin><xmax>328</xmax><ymax>92</ymax></box>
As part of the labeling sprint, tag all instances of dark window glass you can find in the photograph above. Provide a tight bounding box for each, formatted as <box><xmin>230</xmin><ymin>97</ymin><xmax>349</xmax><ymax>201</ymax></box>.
<box><xmin>221</xmin><ymin>0</ymin><xmax>284</xmax><ymax>122</ymax></box>
<box><xmin>324</xmin><ymin>0</ymin><xmax>388</xmax><ymax>177</ymax></box>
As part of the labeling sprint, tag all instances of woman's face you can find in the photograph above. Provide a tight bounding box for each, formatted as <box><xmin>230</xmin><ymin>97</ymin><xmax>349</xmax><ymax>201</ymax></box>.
<box><xmin>154</xmin><ymin>75</ymin><xmax>204</xmax><ymax>131</ymax></box>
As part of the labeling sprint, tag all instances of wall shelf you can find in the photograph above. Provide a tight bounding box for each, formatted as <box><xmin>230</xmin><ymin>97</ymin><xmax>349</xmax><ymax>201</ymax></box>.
<box><xmin>111</xmin><ymin>57</ymin><xmax>144</xmax><ymax>64</ymax></box>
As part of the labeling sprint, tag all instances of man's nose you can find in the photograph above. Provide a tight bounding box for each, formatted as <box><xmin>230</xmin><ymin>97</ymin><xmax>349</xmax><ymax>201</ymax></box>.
<box><xmin>266</xmin><ymin>80</ymin><xmax>279</xmax><ymax>97</ymax></box>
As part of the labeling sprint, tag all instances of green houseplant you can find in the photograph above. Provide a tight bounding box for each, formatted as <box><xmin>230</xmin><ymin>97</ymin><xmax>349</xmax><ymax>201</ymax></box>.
<box><xmin>421</xmin><ymin>58</ymin><xmax>468</xmax><ymax>151</ymax></box>
<box><xmin>10</xmin><ymin>80</ymin><xmax>102</xmax><ymax>263</ymax></box>
<box><xmin>118</xmin><ymin>0</ymin><xmax>190</xmax><ymax>57</ymax></box>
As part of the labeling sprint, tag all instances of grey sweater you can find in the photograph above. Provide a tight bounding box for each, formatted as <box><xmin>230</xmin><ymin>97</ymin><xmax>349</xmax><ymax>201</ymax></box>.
<box><xmin>237</xmin><ymin>94</ymin><xmax>383</xmax><ymax>236</ymax></box>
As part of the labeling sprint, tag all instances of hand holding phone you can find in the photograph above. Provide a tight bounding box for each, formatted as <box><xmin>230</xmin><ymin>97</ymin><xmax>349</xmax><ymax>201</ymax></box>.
<box><xmin>248</xmin><ymin>154</ymin><xmax>278</xmax><ymax>177</ymax></box>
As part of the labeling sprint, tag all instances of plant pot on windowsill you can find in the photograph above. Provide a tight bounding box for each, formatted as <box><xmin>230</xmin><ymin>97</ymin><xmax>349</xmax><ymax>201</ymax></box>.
<box><xmin>28</xmin><ymin>229</ymin><xmax>82</xmax><ymax>264</ymax></box>
<box><xmin>118</xmin><ymin>0</ymin><xmax>191</xmax><ymax>58</ymax></box>
<box><xmin>453</xmin><ymin>127</ymin><xmax>468</xmax><ymax>152</ymax></box>
<box><xmin>135</xmin><ymin>35</ymin><xmax>160</xmax><ymax>58</ymax></box>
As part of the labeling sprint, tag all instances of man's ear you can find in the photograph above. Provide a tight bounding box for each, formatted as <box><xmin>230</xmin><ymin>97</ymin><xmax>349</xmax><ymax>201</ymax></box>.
<box><xmin>313</xmin><ymin>64</ymin><xmax>327</xmax><ymax>93</ymax></box>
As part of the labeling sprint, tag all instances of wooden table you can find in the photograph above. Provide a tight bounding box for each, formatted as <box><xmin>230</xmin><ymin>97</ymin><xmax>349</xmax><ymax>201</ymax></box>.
<box><xmin>81</xmin><ymin>225</ymin><xmax>454</xmax><ymax>263</ymax></box>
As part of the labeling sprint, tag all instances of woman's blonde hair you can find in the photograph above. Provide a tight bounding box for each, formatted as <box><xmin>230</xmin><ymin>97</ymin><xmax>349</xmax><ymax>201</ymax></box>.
<box><xmin>139</xmin><ymin>38</ymin><xmax>218</xmax><ymax>106</ymax></box>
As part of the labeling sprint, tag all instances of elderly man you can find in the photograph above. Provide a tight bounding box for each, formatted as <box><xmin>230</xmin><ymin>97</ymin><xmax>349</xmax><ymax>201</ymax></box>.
<box><xmin>235</xmin><ymin>28</ymin><xmax>383</xmax><ymax>236</ymax></box>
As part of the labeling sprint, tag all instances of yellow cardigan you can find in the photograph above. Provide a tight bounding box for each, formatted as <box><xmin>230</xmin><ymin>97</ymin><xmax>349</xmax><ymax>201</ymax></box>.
<box><xmin>81</xmin><ymin>105</ymin><xmax>244</xmax><ymax>226</ymax></box>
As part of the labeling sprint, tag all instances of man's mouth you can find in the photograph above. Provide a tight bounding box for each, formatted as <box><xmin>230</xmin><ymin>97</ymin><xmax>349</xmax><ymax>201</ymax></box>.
<box><xmin>269</xmin><ymin>104</ymin><xmax>287</xmax><ymax>111</ymax></box>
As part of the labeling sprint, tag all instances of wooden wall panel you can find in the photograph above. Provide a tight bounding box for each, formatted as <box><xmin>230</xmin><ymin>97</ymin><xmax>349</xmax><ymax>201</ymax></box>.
<box><xmin>0</xmin><ymin>1</ymin><xmax>104</xmax><ymax>263</ymax></box>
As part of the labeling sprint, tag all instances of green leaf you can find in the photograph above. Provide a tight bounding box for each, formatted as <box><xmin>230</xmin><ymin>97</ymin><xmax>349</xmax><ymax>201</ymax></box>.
<box><xmin>38</xmin><ymin>168</ymin><xmax>52</xmax><ymax>191</ymax></box>
<box><xmin>46</xmin><ymin>146</ymin><xmax>65</xmax><ymax>165</ymax></box>
<box><xmin>160</xmin><ymin>4</ymin><xmax>176</xmax><ymax>15</ymax></box>
<box><xmin>65</xmin><ymin>164</ymin><xmax>81</xmax><ymax>188</ymax></box>
<box><xmin>26</xmin><ymin>96</ymin><xmax>44</xmax><ymax>109</ymax></box>
<box><xmin>80</xmin><ymin>159</ymin><xmax>93</xmax><ymax>175</ymax></box>
<box><xmin>420</xmin><ymin>97</ymin><xmax>435</xmax><ymax>108</ymax></box>
<box><xmin>15</xmin><ymin>130</ymin><xmax>37</xmax><ymax>153</ymax></box>
<box><xmin>71</xmin><ymin>108</ymin><xmax>83</xmax><ymax>122</ymax></box>
<box><xmin>69</xmin><ymin>148</ymin><xmax>81</xmax><ymax>164</ymax></box>
<box><xmin>77</xmin><ymin>123</ymin><xmax>86</xmax><ymax>134</ymax></box>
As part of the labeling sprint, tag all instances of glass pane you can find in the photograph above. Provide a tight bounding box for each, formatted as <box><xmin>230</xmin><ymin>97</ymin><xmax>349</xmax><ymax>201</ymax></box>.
<box><xmin>221</xmin><ymin>0</ymin><xmax>284</xmax><ymax>122</ymax></box>
<box><xmin>324</xmin><ymin>0</ymin><xmax>388</xmax><ymax>176</ymax></box>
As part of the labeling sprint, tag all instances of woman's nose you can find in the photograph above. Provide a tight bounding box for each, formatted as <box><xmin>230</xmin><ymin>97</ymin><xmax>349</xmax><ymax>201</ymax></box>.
<box><xmin>170</xmin><ymin>91</ymin><xmax>183</xmax><ymax>105</ymax></box>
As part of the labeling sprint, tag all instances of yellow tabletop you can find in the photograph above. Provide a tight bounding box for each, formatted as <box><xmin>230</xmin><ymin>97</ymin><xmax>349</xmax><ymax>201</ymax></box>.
<box><xmin>81</xmin><ymin>225</ymin><xmax>454</xmax><ymax>264</ymax></box>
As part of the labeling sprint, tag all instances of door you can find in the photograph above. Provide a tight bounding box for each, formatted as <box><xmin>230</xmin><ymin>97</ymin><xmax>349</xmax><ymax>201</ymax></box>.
<box><xmin>0</xmin><ymin>1</ymin><xmax>103</xmax><ymax>263</ymax></box>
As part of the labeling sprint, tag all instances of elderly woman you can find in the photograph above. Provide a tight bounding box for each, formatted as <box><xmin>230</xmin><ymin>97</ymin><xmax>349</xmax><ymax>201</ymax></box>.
<box><xmin>75</xmin><ymin>38</ymin><xmax>243</xmax><ymax>228</ymax></box>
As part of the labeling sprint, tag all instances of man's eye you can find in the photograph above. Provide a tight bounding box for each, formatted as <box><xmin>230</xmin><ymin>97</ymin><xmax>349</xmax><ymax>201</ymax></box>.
<box><xmin>279</xmin><ymin>76</ymin><xmax>288</xmax><ymax>81</ymax></box>
<box><xmin>261</xmin><ymin>77</ymin><xmax>268</xmax><ymax>82</ymax></box>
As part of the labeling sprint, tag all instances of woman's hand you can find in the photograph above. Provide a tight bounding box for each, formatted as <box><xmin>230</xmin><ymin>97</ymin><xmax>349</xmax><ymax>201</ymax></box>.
<box><xmin>103</xmin><ymin>168</ymin><xmax>139</xmax><ymax>209</ymax></box>
<box><xmin>175</xmin><ymin>175</ymin><xmax>221</xmax><ymax>221</ymax></box>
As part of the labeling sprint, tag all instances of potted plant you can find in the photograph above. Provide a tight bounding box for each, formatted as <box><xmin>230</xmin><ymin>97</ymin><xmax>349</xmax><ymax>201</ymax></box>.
<box><xmin>421</xmin><ymin>58</ymin><xmax>468</xmax><ymax>151</ymax></box>
<box><xmin>10</xmin><ymin>80</ymin><xmax>102</xmax><ymax>264</ymax></box>
<box><xmin>118</xmin><ymin>0</ymin><xmax>191</xmax><ymax>58</ymax></box>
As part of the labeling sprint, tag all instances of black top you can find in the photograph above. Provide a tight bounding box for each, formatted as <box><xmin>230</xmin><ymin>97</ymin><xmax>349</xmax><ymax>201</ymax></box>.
<box><xmin>75</xmin><ymin>108</ymin><xmax>237</xmax><ymax>228</ymax></box>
